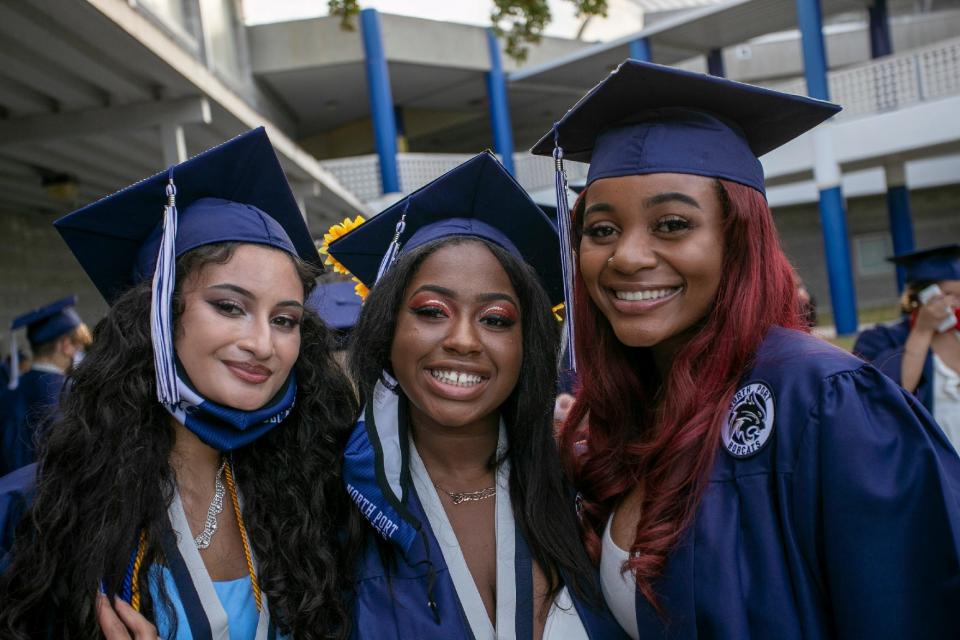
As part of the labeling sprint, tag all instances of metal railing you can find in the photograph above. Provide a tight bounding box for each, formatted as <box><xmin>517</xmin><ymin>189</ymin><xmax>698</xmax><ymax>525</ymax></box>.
<box><xmin>319</xmin><ymin>151</ymin><xmax>590</xmax><ymax>206</ymax></box>
<box><xmin>764</xmin><ymin>36</ymin><xmax>960</xmax><ymax>120</ymax></box>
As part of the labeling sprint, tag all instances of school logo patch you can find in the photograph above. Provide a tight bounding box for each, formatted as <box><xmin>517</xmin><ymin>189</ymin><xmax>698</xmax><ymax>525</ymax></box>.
<box><xmin>723</xmin><ymin>382</ymin><xmax>775</xmax><ymax>458</ymax></box>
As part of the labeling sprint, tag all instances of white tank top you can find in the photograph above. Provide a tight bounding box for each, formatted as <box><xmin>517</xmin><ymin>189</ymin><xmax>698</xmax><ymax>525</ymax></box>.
<box><xmin>600</xmin><ymin>514</ymin><xmax>640</xmax><ymax>640</ymax></box>
<box><xmin>933</xmin><ymin>353</ymin><xmax>960</xmax><ymax>453</ymax></box>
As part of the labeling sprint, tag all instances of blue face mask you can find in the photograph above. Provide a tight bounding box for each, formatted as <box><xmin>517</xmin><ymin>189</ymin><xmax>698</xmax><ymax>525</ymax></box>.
<box><xmin>164</xmin><ymin>371</ymin><xmax>297</xmax><ymax>451</ymax></box>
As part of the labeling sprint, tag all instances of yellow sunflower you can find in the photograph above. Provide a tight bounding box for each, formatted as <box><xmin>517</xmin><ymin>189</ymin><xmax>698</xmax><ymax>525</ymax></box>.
<box><xmin>352</xmin><ymin>278</ymin><xmax>370</xmax><ymax>301</ymax></box>
<box><xmin>318</xmin><ymin>215</ymin><xmax>366</xmax><ymax>275</ymax></box>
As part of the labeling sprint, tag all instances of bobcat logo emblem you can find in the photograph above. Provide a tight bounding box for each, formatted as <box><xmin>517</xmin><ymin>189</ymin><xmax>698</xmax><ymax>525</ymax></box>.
<box><xmin>723</xmin><ymin>382</ymin><xmax>775</xmax><ymax>458</ymax></box>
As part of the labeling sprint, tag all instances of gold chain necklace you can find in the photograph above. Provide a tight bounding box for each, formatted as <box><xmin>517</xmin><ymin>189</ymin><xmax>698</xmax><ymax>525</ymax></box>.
<box><xmin>435</xmin><ymin>483</ymin><xmax>497</xmax><ymax>505</ymax></box>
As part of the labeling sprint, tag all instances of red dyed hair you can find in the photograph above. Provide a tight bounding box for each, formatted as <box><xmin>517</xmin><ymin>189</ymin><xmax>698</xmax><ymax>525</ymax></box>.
<box><xmin>560</xmin><ymin>179</ymin><xmax>803</xmax><ymax>610</ymax></box>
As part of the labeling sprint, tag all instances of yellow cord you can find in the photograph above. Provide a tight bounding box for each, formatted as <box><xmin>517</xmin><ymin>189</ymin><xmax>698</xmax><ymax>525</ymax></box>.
<box><xmin>224</xmin><ymin>461</ymin><xmax>262</xmax><ymax>612</ymax></box>
<box><xmin>130</xmin><ymin>532</ymin><xmax>147</xmax><ymax>612</ymax></box>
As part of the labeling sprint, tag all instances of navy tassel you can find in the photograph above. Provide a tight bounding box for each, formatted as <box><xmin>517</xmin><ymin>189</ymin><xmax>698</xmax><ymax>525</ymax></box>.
<box><xmin>553</xmin><ymin>127</ymin><xmax>577</xmax><ymax>372</ymax></box>
<box><xmin>151</xmin><ymin>171</ymin><xmax>181</xmax><ymax>408</ymax></box>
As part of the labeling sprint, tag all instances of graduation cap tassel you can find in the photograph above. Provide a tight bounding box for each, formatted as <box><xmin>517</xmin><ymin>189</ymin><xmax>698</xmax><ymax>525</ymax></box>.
<box><xmin>150</xmin><ymin>173</ymin><xmax>181</xmax><ymax>408</ymax></box>
<box><xmin>7</xmin><ymin>334</ymin><xmax>18</xmax><ymax>390</ymax></box>
<box><xmin>553</xmin><ymin>133</ymin><xmax>577</xmax><ymax>372</ymax></box>
<box><xmin>374</xmin><ymin>208</ymin><xmax>408</xmax><ymax>285</ymax></box>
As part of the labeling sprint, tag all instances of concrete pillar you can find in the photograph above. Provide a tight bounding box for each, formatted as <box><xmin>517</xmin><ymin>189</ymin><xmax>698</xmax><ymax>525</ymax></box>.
<box><xmin>360</xmin><ymin>8</ymin><xmax>400</xmax><ymax>195</ymax></box>
<box><xmin>159</xmin><ymin>124</ymin><xmax>186</xmax><ymax>167</ymax></box>
<box><xmin>629</xmin><ymin>37</ymin><xmax>651</xmax><ymax>62</ymax></box>
<box><xmin>884</xmin><ymin>161</ymin><xmax>915</xmax><ymax>291</ymax></box>
<box><xmin>485</xmin><ymin>28</ymin><xmax>515</xmax><ymax>175</ymax></box>
<box><xmin>868</xmin><ymin>0</ymin><xmax>893</xmax><ymax>58</ymax></box>
<box><xmin>707</xmin><ymin>48</ymin><xmax>725</xmax><ymax>77</ymax></box>
<box><xmin>797</xmin><ymin>0</ymin><xmax>858</xmax><ymax>334</ymax></box>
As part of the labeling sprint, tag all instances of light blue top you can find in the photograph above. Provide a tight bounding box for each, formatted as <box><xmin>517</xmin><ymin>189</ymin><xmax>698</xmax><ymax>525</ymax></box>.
<box><xmin>149</xmin><ymin>565</ymin><xmax>259</xmax><ymax>639</ymax></box>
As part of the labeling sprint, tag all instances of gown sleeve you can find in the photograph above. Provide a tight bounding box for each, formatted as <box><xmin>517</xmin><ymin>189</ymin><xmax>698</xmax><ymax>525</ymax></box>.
<box><xmin>795</xmin><ymin>365</ymin><xmax>960</xmax><ymax>638</ymax></box>
<box><xmin>852</xmin><ymin>324</ymin><xmax>908</xmax><ymax>384</ymax></box>
<box><xmin>0</xmin><ymin>463</ymin><xmax>37</xmax><ymax>572</ymax></box>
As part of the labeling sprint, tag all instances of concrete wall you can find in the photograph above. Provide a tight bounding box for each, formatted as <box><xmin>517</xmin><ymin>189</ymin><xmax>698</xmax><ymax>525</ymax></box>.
<box><xmin>774</xmin><ymin>183</ymin><xmax>960</xmax><ymax>316</ymax></box>
<box><xmin>721</xmin><ymin>9</ymin><xmax>960</xmax><ymax>83</ymax></box>
<box><xmin>0</xmin><ymin>208</ymin><xmax>107</xmax><ymax>357</ymax></box>
<box><xmin>249</xmin><ymin>12</ymin><xmax>592</xmax><ymax>75</ymax></box>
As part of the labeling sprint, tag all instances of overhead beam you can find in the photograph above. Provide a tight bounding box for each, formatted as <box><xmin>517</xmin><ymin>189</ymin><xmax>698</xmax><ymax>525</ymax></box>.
<box><xmin>85</xmin><ymin>0</ymin><xmax>369</xmax><ymax>215</ymax></box>
<box><xmin>0</xmin><ymin>1</ymin><xmax>151</xmax><ymax>101</ymax></box>
<box><xmin>0</xmin><ymin>37</ymin><xmax>106</xmax><ymax>107</ymax></box>
<box><xmin>0</xmin><ymin>97</ymin><xmax>211</xmax><ymax>147</ymax></box>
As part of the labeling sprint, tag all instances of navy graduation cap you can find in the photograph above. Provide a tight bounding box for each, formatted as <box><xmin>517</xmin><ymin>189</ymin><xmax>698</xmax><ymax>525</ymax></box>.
<box><xmin>307</xmin><ymin>280</ymin><xmax>362</xmax><ymax>331</ymax></box>
<box><xmin>889</xmin><ymin>244</ymin><xmax>960</xmax><ymax>283</ymax></box>
<box><xmin>327</xmin><ymin>150</ymin><xmax>564</xmax><ymax>306</ymax></box>
<box><xmin>531</xmin><ymin>58</ymin><xmax>841</xmax><ymax>195</ymax></box>
<box><xmin>7</xmin><ymin>296</ymin><xmax>82</xmax><ymax>390</ymax></box>
<box><xmin>55</xmin><ymin>127</ymin><xmax>319</xmax><ymax>304</ymax></box>
<box><xmin>54</xmin><ymin>127</ymin><xmax>320</xmax><ymax>409</ymax></box>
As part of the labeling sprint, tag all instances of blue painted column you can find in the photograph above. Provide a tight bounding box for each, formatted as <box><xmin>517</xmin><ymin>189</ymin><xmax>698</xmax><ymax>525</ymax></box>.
<box><xmin>485</xmin><ymin>28</ymin><xmax>515</xmax><ymax>175</ymax></box>
<box><xmin>360</xmin><ymin>8</ymin><xmax>400</xmax><ymax>194</ymax></box>
<box><xmin>707</xmin><ymin>48</ymin><xmax>725</xmax><ymax>77</ymax></box>
<box><xmin>629</xmin><ymin>37</ymin><xmax>651</xmax><ymax>61</ymax></box>
<box><xmin>885</xmin><ymin>161</ymin><xmax>915</xmax><ymax>291</ymax></box>
<box><xmin>868</xmin><ymin>0</ymin><xmax>892</xmax><ymax>58</ymax></box>
<box><xmin>871</xmin><ymin>0</ymin><xmax>910</xmax><ymax>293</ymax></box>
<box><xmin>797</xmin><ymin>0</ymin><xmax>858</xmax><ymax>334</ymax></box>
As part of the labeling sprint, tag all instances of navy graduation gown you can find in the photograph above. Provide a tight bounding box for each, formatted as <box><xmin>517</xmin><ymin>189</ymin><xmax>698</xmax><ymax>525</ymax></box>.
<box><xmin>853</xmin><ymin>317</ymin><xmax>935</xmax><ymax>412</ymax></box>
<box><xmin>343</xmin><ymin>398</ymin><xmax>626</xmax><ymax>640</ymax></box>
<box><xmin>626</xmin><ymin>327</ymin><xmax>960</xmax><ymax>639</ymax></box>
<box><xmin>0</xmin><ymin>369</ymin><xmax>65</xmax><ymax>475</ymax></box>
<box><xmin>0</xmin><ymin>462</ymin><xmax>36</xmax><ymax>571</ymax></box>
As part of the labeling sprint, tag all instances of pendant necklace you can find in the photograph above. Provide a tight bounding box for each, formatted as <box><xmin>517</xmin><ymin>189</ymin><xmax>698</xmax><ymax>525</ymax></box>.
<box><xmin>435</xmin><ymin>483</ymin><xmax>497</xmax><ymax>505</ymax></box>
<box><xmin>125</xmin><ymin>459</ymin><xmax>262</xmax><ymax>613</ymax></box>
<box><xmin>194</xmin><ymin>459</ymin><xmax>228</xmax><ymax>549</ymax></box>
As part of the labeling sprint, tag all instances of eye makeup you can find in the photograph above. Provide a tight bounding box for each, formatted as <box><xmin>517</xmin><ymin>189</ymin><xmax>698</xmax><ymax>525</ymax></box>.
<box><xmin>408</xmin><ymin>291</ymin><xmax>453</xmax><ymax>317</ymax></box>
<box><xmin>479</xmin><ymin>302</ymin><xmax>519</xmax><ymax>327</ymax></box>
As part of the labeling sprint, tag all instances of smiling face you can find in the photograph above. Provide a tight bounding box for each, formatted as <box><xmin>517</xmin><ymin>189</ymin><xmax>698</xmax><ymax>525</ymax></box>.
<box><xmin>579</xmin><ymin>173</ymin><xmax>725</xmax><ymax>359</ymax></box>
<box><xmin>390</xmin><ymin>241</ymin><xmax>523</xmax><ymax>433</ymax></box>
<box><xmin>175</xmin><ymin>243</ymin><xmax>305</xmax><ymax>411</ymax></box>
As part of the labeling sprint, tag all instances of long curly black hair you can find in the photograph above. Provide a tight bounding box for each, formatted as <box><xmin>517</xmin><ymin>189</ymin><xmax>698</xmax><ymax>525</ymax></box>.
<box><xmin>0</xmin><ymin>242</ymin><xmax>358</xmax><ymax>639</ymax></box>
<box><xmin>347</xmin><ymin>236</ymin><xmax>600</xmax><ymax>606</ymax></box>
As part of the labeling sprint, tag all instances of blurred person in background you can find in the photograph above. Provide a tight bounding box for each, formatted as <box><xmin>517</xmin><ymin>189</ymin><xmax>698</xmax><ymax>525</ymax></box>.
<box><xmin>0</xmin><ymin>296</ymin><xmax>90</xmax><ymax>475</ymax></box>
<box><xmin>855</xmin><ymin>244</ymin><xmax>960</xmax><ymax>450</ymax></box>
<box><xmin>0</xmin><ymin>350</ymin><xmax>31</xmax><ymax>392</ymax></box>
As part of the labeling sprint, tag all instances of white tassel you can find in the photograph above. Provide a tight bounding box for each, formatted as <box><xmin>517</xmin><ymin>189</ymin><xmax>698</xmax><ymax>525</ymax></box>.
<box><xmin>553</xmin><ymin>134</ymin><xmax>577</xmax><ymax>373</ymax></box>
<box><xmin>374</xmin><ymin>211</ymin><xmax>408</xmax><ymax>285</ymax></box>
<box><xmin>151</xmin><ymin>174</ymin><xmax>181</xmax><ymax>407</ymax></box>
<box><xmin>7</xmin><ymin>334</ymin><xmax>19</xmax><ymax>390</ymax></box>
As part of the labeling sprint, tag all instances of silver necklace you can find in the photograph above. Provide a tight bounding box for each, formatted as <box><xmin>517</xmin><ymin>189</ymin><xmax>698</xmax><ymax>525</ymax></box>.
<box><xmin>194</xmin><ymin>460</ymin><xmax>227</xmax><ymax>549</ymax></box>
<box><xmin>435</xmin><ymin>483</ymin><xmax>497</xmax><ymax>505</ymax></box>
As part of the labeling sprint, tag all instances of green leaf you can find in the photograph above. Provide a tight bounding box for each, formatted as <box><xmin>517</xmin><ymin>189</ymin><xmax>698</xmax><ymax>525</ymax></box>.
<box><xmin>328</xmin><ymin>0</ymin><xmax>360</xmax><ymax>31</ymax></box>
